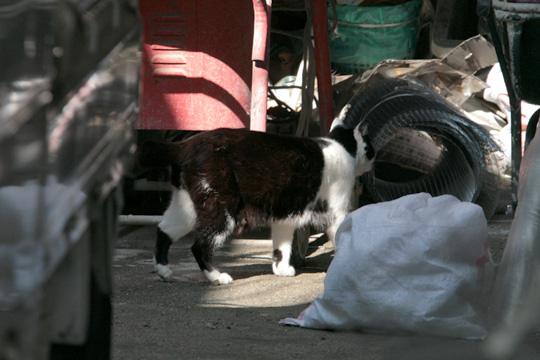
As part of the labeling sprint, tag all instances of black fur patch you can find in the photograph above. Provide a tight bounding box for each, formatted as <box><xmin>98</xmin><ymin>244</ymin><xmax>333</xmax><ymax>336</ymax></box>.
<box><xmin>363</xmin><ymin>134</ymin><xmax>375</xmax><ymax>160</ymax></box>
<box><xmin>191</xmin><ymin>242</ymin><xmax>209</xmax><ymax>272</ymax></box>
<box><xmin>155</xmin><ymin>228</ymin><xmax>172</xmax><ymax>265</ymax></box>
<box><xmin>139</xmin><ymin>141</ymin><xmax>180</xmax><ymax>168</ymax></box>
<box><xmin>273</xmin><ymin>249</ymin><xmax>283</xmax><ymax>263</ymax></box>
<box><xmin>170</xmin><ymin>164</ymin><xmax>182</xmax><ymax>188</ymax></box>
<box><xmin>312</xmin><ymin>199</ymin><xmax>328</xmax><ymax>213</ymax></box>
<box><xmin>328</xmin><ymin>126</ymin><xmax>357</xmax><ymax>157</ymax></box>
<box><xmin>179</xmin><ymin>128</ymin><xmax>325</xmax><ymax>221</ymax></box>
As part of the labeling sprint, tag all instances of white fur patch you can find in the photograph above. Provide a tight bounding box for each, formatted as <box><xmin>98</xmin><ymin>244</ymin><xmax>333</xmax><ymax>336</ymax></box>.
<box><xmin>273</xmin><ymin>262</ymin><xmax>296</xmax><ymax>277</ymax></box>
<box><xmin>329</xmin><ymin>104</ymin><xmax>352</xmax><ymax>131</ymax></box>
<box><xmin>271</xmin><ymin>223</ymin><xmax>296</xmax><ymax>277</ymax></box>
<box><xmin>204</xmin><ymin>269</ymin><xmax>233</xmax><ymax>285</ymax></box>
<box><xmin>268</xmin><ymin>137</ymin><xmax>359</xmax><ymax>241</ymax></box>
<box><xmin>155</xmin><ymin>263</ymin><xmax>173</xmax><ymax>280</ymax></box>
<box><xmin>319</xmin><ymin>139</ymin><xmax>356</xmax><ymax>218</ymax></box>
<box><xmin>200</xmin><ymin>178</ymin><xmax>212</xmax><ymax>193</ymax></box>
<box><xmin>353</xmin><ymin>125</ymin><xmax>374</xmax><ymax>176</ymax></box>
<box><xmin>159</xmin><ymin>188</ymin><xmax>197</xmax><ymax>241</ymax></box>
<box><xmin>274</xmin><ymin>137</ymin><xmax>359</xmax><ymax>249</ymax></box>
<box><xmin>212</xmin><ymin>210</ymin><xmax>235</xmax><ymax>247</ymax></box>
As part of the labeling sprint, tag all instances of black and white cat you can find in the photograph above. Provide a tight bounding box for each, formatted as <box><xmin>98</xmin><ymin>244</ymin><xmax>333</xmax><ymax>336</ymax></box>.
<box><xmin>141</xmin><ymin>106</ymin><xmax>375</xmax><ymax>285</ymax></box>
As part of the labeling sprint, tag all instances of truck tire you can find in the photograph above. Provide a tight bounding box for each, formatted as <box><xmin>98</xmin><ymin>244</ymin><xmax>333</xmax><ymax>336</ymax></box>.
<box><xmin>49</xmin><ymin>272</ymin><xmax>111</xmax><ymax>360</ymax></box>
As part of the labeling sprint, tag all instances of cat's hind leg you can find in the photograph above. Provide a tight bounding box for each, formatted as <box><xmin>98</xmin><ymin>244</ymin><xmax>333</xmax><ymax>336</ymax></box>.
<box><xmin>154</xmin><ymin>188</ymin><xmax>197</xmax><ymax>280</ymax></box>
<box><xmin>191</xmin><ymin>210</ymin><xmax>236</xmax><ymax>285</ymax></box>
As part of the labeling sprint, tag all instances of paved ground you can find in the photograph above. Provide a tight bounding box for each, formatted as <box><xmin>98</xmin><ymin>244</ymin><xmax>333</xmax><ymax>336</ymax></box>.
<box><xmin>112</xmin><ymin>218</ymin><xmax>540</xmax><ymax>360</ymax></box>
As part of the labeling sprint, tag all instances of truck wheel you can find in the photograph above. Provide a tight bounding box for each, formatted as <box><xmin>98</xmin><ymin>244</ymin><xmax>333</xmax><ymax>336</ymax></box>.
<box><xmin>49</xmin><ymin>273</ymin><xmax>111</xmax><ymax>360</ymax></box>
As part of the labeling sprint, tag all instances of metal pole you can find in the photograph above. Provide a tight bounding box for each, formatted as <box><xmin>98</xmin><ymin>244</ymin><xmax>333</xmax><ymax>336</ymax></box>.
<box><xmin>119</xmin><ymin>215</ymin><xmax>162</xmax><ymax>226</ymax></box>
<box><xmin>250</xmin><ymin>0</ymin><xmax>272</xmax><ymax>132</ymax></box>
<box><xmin>507</xmin><ymin>21</ymin><xmax>524</xmax><ymax>208</ymax></box>
<box><xmin>311</xmin><ymin>0</ymin><xmax>334</xmax><ymax>135</ymax></box>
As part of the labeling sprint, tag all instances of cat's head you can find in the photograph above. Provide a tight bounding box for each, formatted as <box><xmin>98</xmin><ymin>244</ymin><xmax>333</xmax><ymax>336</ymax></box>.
<box><xmin>331</xmin><ymin>104</ymin><xmax>375</xmax><ymax>176</ymax></box>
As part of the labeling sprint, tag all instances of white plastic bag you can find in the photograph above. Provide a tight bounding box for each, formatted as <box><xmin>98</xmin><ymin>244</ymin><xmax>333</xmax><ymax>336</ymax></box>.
<box><xmin>281</xmin><ymin>193</ymin><xmax>489</xmax><ymax>339</ymax></box>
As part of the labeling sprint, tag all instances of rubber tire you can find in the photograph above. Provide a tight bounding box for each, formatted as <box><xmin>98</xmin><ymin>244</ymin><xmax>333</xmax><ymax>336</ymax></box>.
<box><xmin>290</xmin><ymin>227</ymin><xmax>309</xmax><ymax>268</ymax></box>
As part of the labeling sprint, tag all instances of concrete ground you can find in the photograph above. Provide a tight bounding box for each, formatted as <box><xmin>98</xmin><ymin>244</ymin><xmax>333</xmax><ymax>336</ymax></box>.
<box><xmin>112</xmin><ymin>218</ymin><xmax>540</xmax><ymax>360</ymax></box>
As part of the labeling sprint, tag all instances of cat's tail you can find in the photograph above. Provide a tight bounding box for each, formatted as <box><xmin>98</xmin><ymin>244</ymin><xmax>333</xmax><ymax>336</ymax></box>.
<box><xmin>138</xmin><ymin>140</ymin><xmax>184</xmax><ymax>168</ymax></box>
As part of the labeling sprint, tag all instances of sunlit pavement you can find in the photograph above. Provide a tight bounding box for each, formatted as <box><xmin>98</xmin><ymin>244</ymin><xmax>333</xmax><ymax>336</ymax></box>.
<box><xmin>112</xmin><ymin>218</ymin><xmax>540</xmax><ymax>360</ymax></box>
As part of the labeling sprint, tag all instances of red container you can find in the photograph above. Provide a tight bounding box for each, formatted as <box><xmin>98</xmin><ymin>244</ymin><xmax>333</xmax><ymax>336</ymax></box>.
<box><xmin>138</xmin><ymin>1</ymin><xmax>254</xmax><ymax>130</ymax></box>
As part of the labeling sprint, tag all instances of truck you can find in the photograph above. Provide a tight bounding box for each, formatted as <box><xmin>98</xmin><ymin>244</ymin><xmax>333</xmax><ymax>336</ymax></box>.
<box><xmin>0</xmin><ymin>1</ymin><xmax>139</xmax><ymax>358</ymax></box>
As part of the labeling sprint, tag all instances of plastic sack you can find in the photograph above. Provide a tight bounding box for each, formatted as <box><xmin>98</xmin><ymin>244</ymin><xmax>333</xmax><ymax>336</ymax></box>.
<box><xmin>329</xmin><ymin>0</ymin><xmax>422</xmax><ymax>74</ymax></box>
<box><xmin>281</xmin><ymin>193</ymin><xmax>489</xmax><ymax>339</ymax></box>
<box><xmin>484</xmin><ymin>120</ymin><xmax>540</xmax><ymax>358</ymax></box>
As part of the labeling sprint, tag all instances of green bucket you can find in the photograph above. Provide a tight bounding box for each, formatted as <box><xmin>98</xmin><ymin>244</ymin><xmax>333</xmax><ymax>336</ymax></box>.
<box><xmin>329</xmin><ymin>0</ymin><xmax>423</xmax><ymax>74</ymax></box>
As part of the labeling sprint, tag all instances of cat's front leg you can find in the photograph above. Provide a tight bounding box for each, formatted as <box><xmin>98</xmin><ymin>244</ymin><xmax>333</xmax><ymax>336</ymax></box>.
<box><xmin>271</xmin><ymin>222</ymin><xmax>296</xmax><ymax>277</ymax></box>
<box><xmin>326</xmin><ymin>211</ymin><xmax>347</xmax><ymax>248</ymax></box>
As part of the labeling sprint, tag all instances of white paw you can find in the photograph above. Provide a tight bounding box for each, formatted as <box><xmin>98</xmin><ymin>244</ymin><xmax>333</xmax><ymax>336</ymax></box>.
<box><xmin>204</xmin><ymin>269</ymin><xmax>234</xmax><ymax>285</ymax></box>
<box><xmin>272</xmin><ymin>262</ymin><xmax>296</xmax><ymax>277</ymax></box>
<box><xmin>155</xmin><ymin>263</ymin><xmax>173</xmax><ymax>280</ymax></box>
<box><xmin>217</xmin><ymin>272</ymin><xmax>234</xmax><ymax>285</ymax></box>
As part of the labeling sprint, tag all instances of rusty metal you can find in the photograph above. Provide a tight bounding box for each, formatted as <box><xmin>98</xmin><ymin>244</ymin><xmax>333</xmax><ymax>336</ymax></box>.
<box><xmin>250</xmin><ymin>0</ymin><xmax>272</xmax><ymax>132</ymax></box>
<box><xmin>311</xmin><ymin>0</ymin><xmax>334</xmax><ymax>135</ymax></box>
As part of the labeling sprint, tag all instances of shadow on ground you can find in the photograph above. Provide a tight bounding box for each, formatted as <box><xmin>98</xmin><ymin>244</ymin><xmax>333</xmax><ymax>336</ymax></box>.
<box><xmin>112</xmin><ymin>223</ymin><xmax>540</xmax><ymax>360</ymax></box>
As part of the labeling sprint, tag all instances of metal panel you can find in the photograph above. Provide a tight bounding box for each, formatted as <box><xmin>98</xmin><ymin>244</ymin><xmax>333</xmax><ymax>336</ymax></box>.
<box><xmin>138</xmin><ymin>0</ymin><xmax>253</xmax><ymax>130</ymax></box>
<box><xmin>0</xmin><ymin>1</ymin><xmax>55</xmax><ymax>358</ymax></box>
